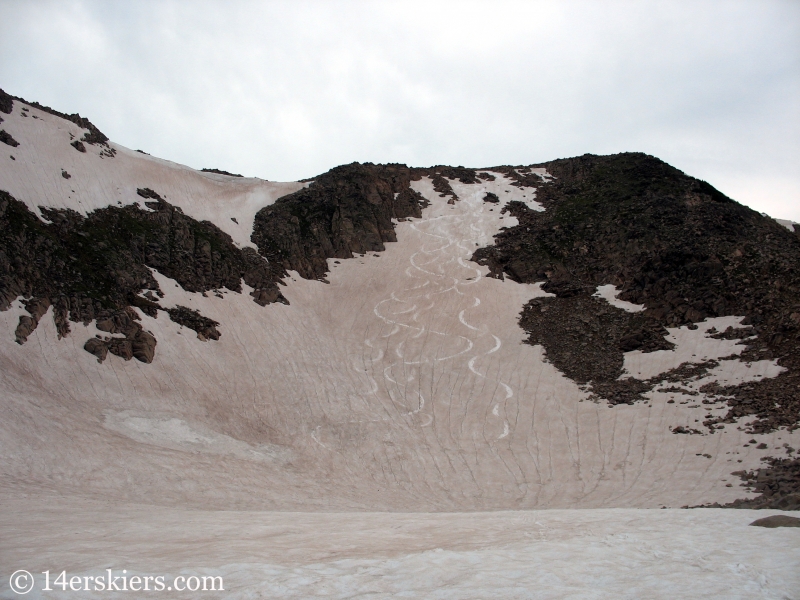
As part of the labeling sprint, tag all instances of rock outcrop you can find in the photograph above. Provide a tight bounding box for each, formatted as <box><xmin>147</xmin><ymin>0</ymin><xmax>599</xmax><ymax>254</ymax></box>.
<box><xmin>0</xmin><ymin>186</ymin><xmax>283</xmax><ymax>362</ymax></box>
<box><xmin>252</xmin><ymin>163</ymin><xmax>429</xmax><ymax>280</ymax></box>
<box><xmin>473</xmin><ymin>153</ymin><xmax>800</xmax><ymax>432</ymax></box>
<box><xmin>83</xmin><ymin>307</ymin><xmax>157</xmax><ymax>363</ymax></box>
<box><xmin>201</xmin><ymin>168</ymin><xmax>243</xmax><ymax>177</ymax></box>
<box><xmin>0</xmin><ymin>130</ymin><xmax>19</xmax><ymax>147</ymax></box>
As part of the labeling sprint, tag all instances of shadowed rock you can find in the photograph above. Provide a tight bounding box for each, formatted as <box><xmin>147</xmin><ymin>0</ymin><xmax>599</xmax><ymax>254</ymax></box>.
<box><xmin>0</xmin><ymin>130</ymin><xmax>19</xmax><ymax>147</ymax></box>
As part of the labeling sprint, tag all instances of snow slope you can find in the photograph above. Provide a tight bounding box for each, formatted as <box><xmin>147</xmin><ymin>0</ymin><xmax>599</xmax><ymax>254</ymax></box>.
<box><xmin>0</xmin><ymin>100</ymin><xmax>304</xmax><ymax>247</ymax></box>
<box><xmin>1</xmin><ymin>101</ymin><xmax>798</xmax><ymax>599</ymax></box>
<box><xmin>0</xmin><ymin>165</ymin><xmax>795</xmax><ymax>512</ymax></box>
<box><xmin>1</xmin><ymin>493</ymin><xmax>797</xmax><ymax>599</ymax></box>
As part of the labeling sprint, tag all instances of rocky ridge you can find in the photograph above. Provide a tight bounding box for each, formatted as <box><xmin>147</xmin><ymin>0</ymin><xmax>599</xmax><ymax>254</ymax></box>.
<box><xmin>0</xmin><ymin>186</ymin><xmax>283</xmax><ymax>362</ymax></box>
<box><xmin>472</xmin><ymin>153</ymin><xmax>800</xmax><ymax>434</ymax></box>
<box><xmin>1</xmin><ymin>87</ymin><xmax>110</xmax><ymax>149</ymax></box>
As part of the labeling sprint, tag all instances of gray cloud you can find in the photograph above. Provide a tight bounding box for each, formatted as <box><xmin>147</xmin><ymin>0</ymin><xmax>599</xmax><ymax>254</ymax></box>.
<box><xmin>2</xmin><ymin>0</ymin><xmax>798</xmax><ymax>219</ymax></box>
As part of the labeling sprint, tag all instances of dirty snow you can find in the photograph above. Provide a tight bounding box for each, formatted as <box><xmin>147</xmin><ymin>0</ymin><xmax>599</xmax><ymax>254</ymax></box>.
<box><xmin>1</xmin><ymin>113</ymin><xmax>798</xmax><ymax>600</ymax></box>
<box><xmin>1</xmin><ymin>170</ymin><xmax>794</xmax><ymax>514</ymax></box>
<box><xmin>1</xmin><ymin>495</ymin><xmax>797</xmax><ymax>600</ymax></box>
<box><xmin>0</xmin><ymin>100</ymin><xmax>304</xmax><ymax>247</ymax></box>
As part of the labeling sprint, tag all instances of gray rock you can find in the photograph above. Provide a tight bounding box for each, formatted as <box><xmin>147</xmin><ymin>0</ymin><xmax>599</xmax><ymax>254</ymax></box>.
<box><xmin>749</xmin><ymin>515</ymin><xmax>800</xmax><ymax>528</ymax></box>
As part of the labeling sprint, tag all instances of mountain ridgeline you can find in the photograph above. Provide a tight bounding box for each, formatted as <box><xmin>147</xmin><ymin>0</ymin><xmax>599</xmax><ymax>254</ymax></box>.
<box><xmin>1</xmin><ymin>90</ymin><xmax>798</xmax><ymax>440</ymax></box>
<box><xmin>473</xmin><ymin>153</ymin><xmax>800</xmax><ymax>434</ymax></box>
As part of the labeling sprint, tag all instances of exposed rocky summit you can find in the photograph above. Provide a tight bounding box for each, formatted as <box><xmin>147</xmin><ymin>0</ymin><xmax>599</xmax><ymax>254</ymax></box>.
<box><xmin>474</xmin><ymin>153</ymin><xmax>800</xmax><ymax>433</ymax></box>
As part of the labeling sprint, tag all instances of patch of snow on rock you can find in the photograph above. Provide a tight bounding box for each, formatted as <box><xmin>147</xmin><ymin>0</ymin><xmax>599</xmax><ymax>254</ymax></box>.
<box><xmin>775</xmin><ymin>218</ymin><xmax>798</xmax><ymax>231</ymax></box>
<box><xmin>623</xmin><ymin>316</ymin><xmax>785</xmax><ymax>400</ymax></box>
<box><xmin>593</xmin><ymin>284</ymin><xmax>645</xmax><ymax>313</ymax></box>
<box><xmin>624</xmin><ymin>316</ymin><xmax>750</xmax><ymax>380</ymax></box>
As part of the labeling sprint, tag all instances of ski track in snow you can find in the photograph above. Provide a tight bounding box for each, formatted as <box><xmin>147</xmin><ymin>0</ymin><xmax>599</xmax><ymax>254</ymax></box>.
<box><xmin>369</xmin><ymin>188</ymin><xmax>515</xmax><ymax>442</ymax></box>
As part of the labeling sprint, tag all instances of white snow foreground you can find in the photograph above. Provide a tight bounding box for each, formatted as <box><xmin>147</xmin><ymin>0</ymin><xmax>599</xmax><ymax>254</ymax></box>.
<box><xmin>1</xmin><ymin>494</ymin><xmax>797</xmax><ymax>600</ymax></box>
<box><xmin>1</xmin><ymin>102</ymin><xmax>798</xmax><ymax>599</ymax></box>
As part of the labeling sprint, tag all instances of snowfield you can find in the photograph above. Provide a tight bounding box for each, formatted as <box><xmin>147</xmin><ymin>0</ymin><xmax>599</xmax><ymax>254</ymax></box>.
<box><xmin>0</xmin><ymin>102</ymin><xmax>304</xmax><ymax>247</ymax></box>
<box><xmin>0</xmin><ymin>100</ymin><xmax>798</xmax><ymax>598</ymax></box>
<box><xmin>1</xmin><ymin>494</ymin><xmax>797</xmax><ymax>599</ymax></box>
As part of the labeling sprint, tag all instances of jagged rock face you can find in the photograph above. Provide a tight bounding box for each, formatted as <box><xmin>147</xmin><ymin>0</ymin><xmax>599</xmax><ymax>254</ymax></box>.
<box><xmin>252</xmin><ymin>163</ymin><xmax>429</xmax><ymax>280</ymax></box>
<box><xmin>0</xmin><ymin>187</ymin><xmax>283</xmax><ymax>352</ymax></box>
<box><xmin>474</xmin><ymin>153</ymin><xmax>800</xmax><ymax>432</ymax></box>
<box><xmin>0</xmin><ymin>188</ymin><xmax>272</xmax><ymax>310</ymax></box>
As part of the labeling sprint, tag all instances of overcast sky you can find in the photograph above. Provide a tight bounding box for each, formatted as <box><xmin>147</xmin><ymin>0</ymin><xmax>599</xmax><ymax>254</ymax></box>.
<box><xmin>2</xmin><ymin>0</ymin><xmax>798</xmax><ymax>219</ymax></box>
